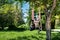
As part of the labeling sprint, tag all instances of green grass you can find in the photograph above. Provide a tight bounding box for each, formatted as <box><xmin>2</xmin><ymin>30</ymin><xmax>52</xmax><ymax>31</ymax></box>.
<box><xmin>0</xmin><ymin>30</ymin><xmax>60</xmax><ymax>40</ymax></box>
<box><xmin>55</xmin><ymin>25</ymin><xmax>60</xmax><ymax>29</ymax></box>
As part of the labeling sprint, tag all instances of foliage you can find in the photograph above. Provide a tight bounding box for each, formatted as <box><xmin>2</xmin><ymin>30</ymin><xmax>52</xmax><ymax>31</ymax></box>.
<box><xmin>0</xmin><ymin>30</ymin><xmax>46</xmax><ymax>40</ymax></box>
<box><xmin>0</xmin><ymin>0</ymin><xmax>24</xmax><ymax>30</ymax></box>
<box><xmin>0</xmin><ymin>30</ymin><xmax>60</xmax><ymax>40</ymax></box>
<box><xmin>0</xmin><ymin>0</ymin><xmax>60</xmax><ymax>31</ymax></box>
<box><xmin>18</xmin><ymin>23</ymin><xmax>29</xmax><ymax>30</ymax></box>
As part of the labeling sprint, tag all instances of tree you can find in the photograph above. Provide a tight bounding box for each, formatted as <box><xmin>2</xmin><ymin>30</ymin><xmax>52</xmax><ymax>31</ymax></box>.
<box><xmin>43</xmin><ymin>0</ymin><xmax>57</xmax><ymax>40</ymax></box>
<box><xmin>0</xmin><ymin>0</ymin><xmax>24</xmax><ymax>30</ymax></box>
<box><xmin>0</xmin><ymin>4</ymin><xmax>12</xmax><ymax>30</ymax></box>
<box><xmin>26</xmin><ymin>0</ymin><xmax>57</xmax><ymax>40</ymax></box>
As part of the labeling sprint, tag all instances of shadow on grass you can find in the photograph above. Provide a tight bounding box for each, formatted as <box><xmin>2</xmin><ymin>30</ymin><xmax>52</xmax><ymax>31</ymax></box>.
<box><xmin>0</xmin><ymin>28</ymin><xmax>27</xmax><ymax>32</ymax></box>
<box><xmin>52</xmin><ymin>32</ymin><xmax>60</xmax><ymax>40</ymax></box>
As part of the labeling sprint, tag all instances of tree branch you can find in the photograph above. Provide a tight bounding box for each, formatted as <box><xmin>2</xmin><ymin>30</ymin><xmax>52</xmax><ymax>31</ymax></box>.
<box><xmin>50</xmin><ymin>0</ymin><xmax>57</xmax><ymax>13</ymax></box>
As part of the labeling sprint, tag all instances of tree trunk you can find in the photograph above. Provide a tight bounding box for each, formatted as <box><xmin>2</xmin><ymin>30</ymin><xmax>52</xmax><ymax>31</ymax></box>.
<box><xmin>32</xmin><ymin>8</ymin><xmax>34</xmax><ymax>20</ymax></box>
<box><xmin>46</xmin><ymin>14</ymin><xmax>51</xmax><ymax>40</ymax></box>
<box><xmin>44</xmin><ymin>0</ymin><xmax>56</xmax><ymax>40</ymax></box>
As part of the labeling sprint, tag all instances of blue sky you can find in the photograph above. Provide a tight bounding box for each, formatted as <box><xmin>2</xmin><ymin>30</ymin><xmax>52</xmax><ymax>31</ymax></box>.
<box><xmin>22</xmin><ymin>1</ymin><xmax>29</xmax><ymax>22</ymax></box>
<box><xmin>13</xmin><ymin>1</ymin><xmax>29</xmax><ymax>22</ymax></box>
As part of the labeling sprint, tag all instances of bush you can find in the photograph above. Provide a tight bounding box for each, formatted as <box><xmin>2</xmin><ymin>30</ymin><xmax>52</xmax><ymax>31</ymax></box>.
<box><xmin>18</xmin><ymin>24</ymin><xmax>29</xmax><ymax>30</ymax></box>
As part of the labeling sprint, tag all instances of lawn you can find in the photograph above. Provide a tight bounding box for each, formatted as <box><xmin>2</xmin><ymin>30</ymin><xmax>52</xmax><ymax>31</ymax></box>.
<box><xmin>0</xmin><ymin>30</ymin><xmax>60</xmax><ymax>40</ymax></box>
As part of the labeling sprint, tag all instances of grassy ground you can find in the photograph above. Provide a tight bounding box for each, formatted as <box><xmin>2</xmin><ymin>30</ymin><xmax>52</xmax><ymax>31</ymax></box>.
<box><xmin>0</xmin><ymin>30</ymin><xmax>60</xmax><ymax>40</ymax></box>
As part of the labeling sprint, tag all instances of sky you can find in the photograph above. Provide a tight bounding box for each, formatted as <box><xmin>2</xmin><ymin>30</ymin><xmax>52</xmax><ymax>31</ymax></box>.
<box><xmin>22</xmin><ymin>1</ymin><xmax>29</xmax><ymax>22</ymax></box>
<box><xmin>13</xmin><ymin>1</ymin><xmax>29</xmax><ymax>22</ymax></box>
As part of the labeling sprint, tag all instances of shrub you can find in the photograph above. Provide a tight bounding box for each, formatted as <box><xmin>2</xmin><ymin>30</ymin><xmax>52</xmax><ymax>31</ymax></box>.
<box><xmin>18</xmin><ymin>24</ymin><xmax>29</xmax><ymax>30</ymax></box>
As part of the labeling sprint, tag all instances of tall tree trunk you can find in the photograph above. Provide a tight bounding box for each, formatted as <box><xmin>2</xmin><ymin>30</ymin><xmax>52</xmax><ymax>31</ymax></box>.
<box><xmin>31</xmin><ymin>2</ymin><xmax>34</xmax><ymax>20</ymax></box>
<box><xmin>44</xmin><ymin>0</ymin><xmax>56</xmax><ymax>40</ymax></box>
<box><xmin>46</xmin><ymin>13</ymin><xmax>51</xmax><ymax>40</ymax></box>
